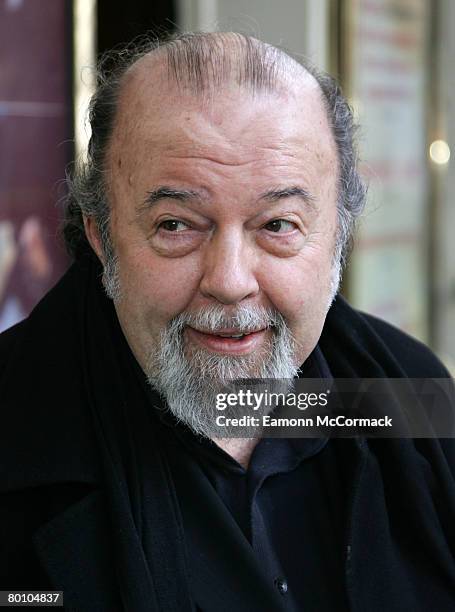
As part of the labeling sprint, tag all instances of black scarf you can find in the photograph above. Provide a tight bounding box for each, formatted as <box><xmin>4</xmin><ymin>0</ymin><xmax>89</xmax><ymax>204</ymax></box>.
<box><xmin>76</xmin><ymin>254</ymin><xmax>194</xmax><ymax>611</ymax></box>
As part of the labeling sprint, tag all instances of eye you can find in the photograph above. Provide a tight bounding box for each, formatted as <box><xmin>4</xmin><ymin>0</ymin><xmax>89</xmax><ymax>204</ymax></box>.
<box><xmin>158</xmin><ymin>219</ymin><xmax>190</xmax><ymax>232</ymax></box>
<box><xmin>263</xmin><ymin>219</ymin><xmax>297</xmax><ymax>233</ymax></box>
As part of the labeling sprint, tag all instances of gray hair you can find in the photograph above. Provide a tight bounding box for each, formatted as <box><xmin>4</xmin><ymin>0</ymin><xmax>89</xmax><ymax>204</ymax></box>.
<box><xmin>63</xmin><ymin>31</ymin><xmax>366</xmax><ymax>271</ymax></box>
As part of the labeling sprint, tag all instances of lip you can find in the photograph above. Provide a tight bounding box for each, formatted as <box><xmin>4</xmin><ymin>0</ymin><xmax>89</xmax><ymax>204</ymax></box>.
<box><xmin>185</xmin><ymin>326</ymin><xmax>269</xmax><ymax>355</ymax></box>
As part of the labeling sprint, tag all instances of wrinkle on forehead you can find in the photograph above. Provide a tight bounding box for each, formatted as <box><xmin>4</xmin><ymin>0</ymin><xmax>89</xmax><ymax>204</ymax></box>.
<box><xmin>112</xmin><ymin>69</ymin><xmax>327</xmax><ymax>148</ymax></box>
<box><xmin>106</xmin><ymin>46</ymin><xmax>337</xmax><ymax>194</ymax></box>
<box><xmin>110</xmin><ymin>35</ymin><xmax>322</xmax><ymax>144</ymax></box>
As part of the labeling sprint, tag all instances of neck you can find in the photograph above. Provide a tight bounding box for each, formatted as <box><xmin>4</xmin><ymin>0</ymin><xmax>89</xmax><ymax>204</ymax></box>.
<box><xmin>212</xmin><ymin>437</ymin><xmax>260</xmax><ymax>469</ymax></box>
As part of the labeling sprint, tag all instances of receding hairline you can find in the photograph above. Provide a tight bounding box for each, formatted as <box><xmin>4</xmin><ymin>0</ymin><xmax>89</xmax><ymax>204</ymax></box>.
<box><xmin>105</xmin><ymin>32</ymin><xmax>336</xmax><ymax>207</ymax></box>
<box><xmin>118</xmin><ymin>31</ymin><xmax>319</xmax><ymax>103</ymax></box>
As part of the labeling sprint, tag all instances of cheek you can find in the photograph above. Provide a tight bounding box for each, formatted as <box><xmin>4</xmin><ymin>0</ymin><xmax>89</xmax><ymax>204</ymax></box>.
<box><xmin>258</xmin><ymin>247</ymin><xmax>333</xmax><ymax>322</ymax></box>
<box><xmin>258</xmin><ymin>251</ymin><xmax>333</xmax><ymax>365</ymax></box>
<box><xmin>118</xmin><ymin>247</ymin><xmax>203</xmax><ymax>322</ymax></box>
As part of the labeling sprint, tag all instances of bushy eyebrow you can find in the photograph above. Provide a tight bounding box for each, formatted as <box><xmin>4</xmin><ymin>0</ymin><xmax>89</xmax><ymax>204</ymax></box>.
<box><xmin>137</xmin><ymin>187</ymin><xmax>204</xmax><ymax>214</ymax></box>
<box><xmin>136</xmin><ymin>184</ymin><xmax>316</xmax><ymax>214</ymax></box>
<box><xmin>259</xmin><ymin>186</ymin><xmax>316</xmax><ymax>208</ymax></box>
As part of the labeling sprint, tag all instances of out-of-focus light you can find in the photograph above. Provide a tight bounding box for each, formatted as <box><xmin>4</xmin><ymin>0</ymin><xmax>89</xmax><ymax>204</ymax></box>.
<box><xmin>429</xmin><ymin>140</ymin><xmax>451</xmax><ymax>165</ymax></box>
<box><xmin>6</xmin><ymin>0</ymin><xmax>23</xmax><ymax>11</ymax></box>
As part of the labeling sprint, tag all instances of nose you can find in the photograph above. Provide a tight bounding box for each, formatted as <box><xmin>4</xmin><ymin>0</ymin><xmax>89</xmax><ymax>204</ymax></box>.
<box><xmin>199</xmin><ymin>229</ymin><xmax>259</xmax><ymax>305</ymax></box>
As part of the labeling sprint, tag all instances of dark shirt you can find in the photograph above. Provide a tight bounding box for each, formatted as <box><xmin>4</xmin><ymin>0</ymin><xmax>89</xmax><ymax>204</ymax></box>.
<box><xmin>151</xmin><ymin>347</ymin><xmax>351</xmax><ymax>611</ymax></box>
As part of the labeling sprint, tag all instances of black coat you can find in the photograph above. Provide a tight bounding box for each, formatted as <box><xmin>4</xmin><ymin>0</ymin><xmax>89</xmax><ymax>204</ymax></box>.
<box><xmin>0</xmin><ymin>259</ymin><xmax>454</xmax><ymax>611</ymax></box>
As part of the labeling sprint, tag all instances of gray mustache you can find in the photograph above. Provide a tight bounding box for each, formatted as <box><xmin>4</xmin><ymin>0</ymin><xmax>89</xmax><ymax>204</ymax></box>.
<box><xmin>169</xmin><ymin>304</ymin><xmax>285</xmax><ymax>335</ymax></box>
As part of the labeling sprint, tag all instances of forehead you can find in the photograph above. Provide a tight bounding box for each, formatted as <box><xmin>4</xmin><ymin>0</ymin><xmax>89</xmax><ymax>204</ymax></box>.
<box><xmin>107</xmin><ymin>54</ymin><xmax>337</xmax><ymax>188</ymax></box>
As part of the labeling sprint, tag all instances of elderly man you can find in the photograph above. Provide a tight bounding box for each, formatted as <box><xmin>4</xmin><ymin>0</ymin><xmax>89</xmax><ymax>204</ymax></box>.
<box><xmin>0</xmin><ymin>32</ymin><xmax>454</xmax><ymax>611</ymax></box>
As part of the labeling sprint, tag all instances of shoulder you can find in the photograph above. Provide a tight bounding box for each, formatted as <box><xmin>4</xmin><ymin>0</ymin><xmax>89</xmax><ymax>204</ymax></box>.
<box><xmin>0</xmin><ymin>265</ymin><xmax>101</xmax><ymax>492</ymax></box>
<box><xmin>324</xmin><ymin>295</ymin><xmax>451</xmax><ymax>378</ymax></box>
<box><xmin>0</xmin><ymin>320</ymin><xmax>27</xmax><ymax>376</ymax></box>
<box><xmin>358</xmin><ymin>309</ymin><xmax>450</xmax><ymax>378</ymax></box>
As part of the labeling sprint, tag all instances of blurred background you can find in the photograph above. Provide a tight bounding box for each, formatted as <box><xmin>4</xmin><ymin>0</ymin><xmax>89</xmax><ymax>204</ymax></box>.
<box><xmin>0</xmin><ymin>0</ymin><xmax>454</xmax><ymax>371</ymax></box>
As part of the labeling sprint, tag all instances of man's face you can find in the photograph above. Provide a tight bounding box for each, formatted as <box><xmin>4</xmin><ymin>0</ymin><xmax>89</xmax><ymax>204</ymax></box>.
<box><xmin>92</xmin><ymin>65</ymin><xmax>339</xmax><ymax>431</ymax></box>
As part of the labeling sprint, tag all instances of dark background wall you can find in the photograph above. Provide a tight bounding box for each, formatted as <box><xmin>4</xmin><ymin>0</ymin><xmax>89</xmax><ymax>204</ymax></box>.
<box><xmin>0</xmin><ymin>0</ymin><xmax>73</xmax><ymax>331</ymax></box>
<box><xmin>0</xmin><ymin>0</ymin><xmax>176</xmax><ymax>332</ymax></box>
<box><xmin>97</xmin><ymin>0</ymin><xmax>176</xmax><ymax>54</ymax></box>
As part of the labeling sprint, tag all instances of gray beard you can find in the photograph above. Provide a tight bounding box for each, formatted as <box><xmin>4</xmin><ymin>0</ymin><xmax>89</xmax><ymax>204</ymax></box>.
<box><xmin>144</xmin><ymin>305</ymin><xmax>299</xmax><ymax>439</ymax></box>
<box><xmin>100</xmin><ymin>234</ymin><xmax>342</xmax><ymax>438</ymax></box>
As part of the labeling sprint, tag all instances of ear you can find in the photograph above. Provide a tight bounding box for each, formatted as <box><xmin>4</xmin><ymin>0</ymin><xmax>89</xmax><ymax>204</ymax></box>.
<box><xmin>83</xmin><ymin>215</ymin><xmax>105</xmax><ymax>264</ymax></box>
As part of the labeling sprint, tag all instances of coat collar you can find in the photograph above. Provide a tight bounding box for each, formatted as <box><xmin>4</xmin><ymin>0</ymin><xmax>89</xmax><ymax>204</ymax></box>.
<box><xmin>0</xmin><ymin>264</ymin><xmax>101</xmax><ymax>492</ymax></box>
